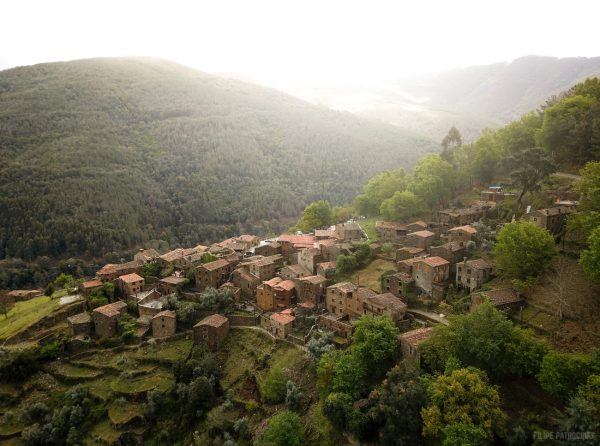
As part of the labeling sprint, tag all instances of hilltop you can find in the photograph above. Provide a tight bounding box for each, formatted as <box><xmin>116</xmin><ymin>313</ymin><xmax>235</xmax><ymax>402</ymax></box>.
<box><xmin>0</xmin><ymin>57</ymin><xmax>436</xmax><ymax>262</ymax></box>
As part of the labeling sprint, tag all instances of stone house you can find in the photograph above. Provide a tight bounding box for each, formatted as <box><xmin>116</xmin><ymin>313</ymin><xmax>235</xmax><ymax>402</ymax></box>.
<box><xmin>138</xmin><ymin>299</ymin><xmax>166</xmax><ymax>321</ymax></box>
<box><xmin>117</xmin><ymin>273</ymin><xmax>145</xmax><ymax>298</ymax></box>
<box><xmin>405</xmin><ymin>230</ymin><xmax>436</xmax><ymax>250</ymax></box>
<box><xmin>256</xmin><ymin>277</ymin><xmax>296</xmax><ymax>311</ymax></box>
<box><xmin>96</xmin><ymin>260</ymin><xmax>142</xmax><ymax>281</ymax></box>
<box><xmin>247</xmin><ymin>255</ymin><xmax>283</xmax><ymax>281</ymax></box>
<box><xmin>526</xmin><ymin>206</ymin><xmax>571</xmax><ymax>235</ymax></box>
<box><xmin>231</xmin><ymin>268</ymin><xmax>260</xmax><ymax>299</ymax></box>
<box><xmin>413</xmin><ymin>257</ymin><xmax>450</xmax><ymax>297</ymax></box>
<box><xmin>152</xmin><ymin>310</ymin><xmax>176</xmax><ymax>338</ymax></box>
<box><xmin>318</xmin><ymin>314</ymin><xmax>354</xmax><ymax>339</ymax></box>
<box><xmin>470</xmin><ymin>288</ymin><xmax>524</xmax><ymax>314</ymax></box>
<box><xmin>448</xmin><ymin>225</ymin><xmax>477</xmax><ymax>243</ymax></box>
<box><xmin>276</xmin><ymin>234</ymin><xmax>317</xmax><ymax>262</ymax></box>
<box><xmin>294</xmin><ymin>275</ymin><xmax>327</xmax><ymax>305</ymax></box>
<box><xmin>279</xmin><ymin>264</ymin><xmax>311</xmax><ymax>280</ymax></box>
<box><xmin>315</xmin><ymin>228</ymin><xmax>335</xmax><ymax>239</ymax></box>
<box><xmin>321</xmin><ymin>241</ymin><xmax>353</xmax><ymax>262</ymax></box>
<box><xmin>254</xmin><ymin>241</ymin><xmax>282</xmax><ymax>257</ymax></box>
<box><xmin>195</xmin><ymin>258</ymin><xmax>234</xmax><ymax>291</ymax></box>
<box><xmin>481</xmin><ymin>186</ymin><xmax>515</xmax><ymax>203</ymax></box>
<box><xmin>399</xmin><ymin>327</ymin><xmax>434</xmax><ymax>366</ymax></box>
<box><xmin>397</xmin><ymin>258</ymin><xmax>418</xmax><ymax>275</ymax></box>
<box><xmin>79</xmin><ymin>279</ymin><xmax>103</xmax><ymax>297</ymax></box>
<box><xmin>382</xmin><ymin>272</ymin><xmax>413</xmax><ymax>299</ymax></box>
<box><xmin>407</xmin><ymin>221</ymin><xmax>428</xmax><ymax>232</ymax></box>
<box><xmin>326</xmin><ymin>282</ymin><xmax>378</xmax><ymax>319</ymax></box>
<box><xmin>334</xmin><ymin>222</ymin><xmax>364</xmax><ymax>241</ymax></box>
<box><xmin>268</xmin><ymin>312</ymin><xmax>296</xmax><ymax>339</ymax></box>
<box><xmin>429</xmin><ymin>241</ymin><xmax>466</xmax><ymax>274</ymax></box>
<box><xmin>158</xmin><ymin>276</ymin><xmax>186</xmax><ymax>295</ymax></box>
<box><xmin>396</xmin><ymin>246</ymin><xmax>425</xmax><ymax>261</ymax></box>
<box><xmin>437</xmin><ymin>204</ymin><xmax>489</xmax><ymax>226</ymax></box>
<box><xmin>5</xmin><ymin>289</ymin><xmax>42</xmax><ymax>303</ymax></box>
<box><xmin>316</xmin><ymin>261</ymin><xmax>337</xmax><ymax>278</ymax></box>
<box><xmin>375</xmin><ymin>221</ymin><xmax>409</xmax><ymax>244</ymax></box>
<box><xmin>456</xmin><ymin>259</ymin><xmax>493</xmax><ymax>292</ymax></box>
<box><xmin>68</xmin><ymin>312</ymin><xmax>92</xmax><ymax>336</ymax></box>
<box><xmin>298</xmin><ymin>247</ymin><xmax>324</xmax><ymax>275</ymax></box>
<box><xmin>92</xmin><ymin>301</ymin><xmax>127</xmax><ymax>337</ymax></box>
<box><xmin>194</xmin><ymin>314</ymin><xmax>230</xmax><ymax>350</ymax></box>
<box><xmin>362</xmin><ymin>292</ymin><xmax>407</xmax><ymax>325</ymax></box>
<box><xmin>133</xmin><ymin>248</ymin><xmax>160</xmax><ymax>264</ymax></box>
<box><xmin>157</xmin><ymin>248</ymin><xmax>185</xmax><ymax>269</ymax></box>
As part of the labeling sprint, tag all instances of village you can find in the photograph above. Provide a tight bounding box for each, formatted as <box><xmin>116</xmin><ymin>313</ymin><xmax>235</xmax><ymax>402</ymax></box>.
<box><xmin>1</xmin><ymin>185</ymin><xmax>576</xmax><ymax>365</ymax></box>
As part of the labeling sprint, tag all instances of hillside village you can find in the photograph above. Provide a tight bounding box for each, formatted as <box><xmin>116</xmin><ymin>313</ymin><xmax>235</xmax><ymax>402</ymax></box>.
<box><xmin>4</xmin><ymin>187</ymin><xmax>574</xmax><ymax>351</ymax></box>
<box><xmin>1</xmin><ymin>75</ymin><xmax>600</xmax><ymax>445</ymax></box>
<box><xmin>1</xmin><ymin>175</ymin><xmax>595</xmax><ymax>444</ymax></box>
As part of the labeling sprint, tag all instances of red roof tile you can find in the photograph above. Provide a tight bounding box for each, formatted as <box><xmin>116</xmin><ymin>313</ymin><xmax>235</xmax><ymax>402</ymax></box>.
<box><xmin>196</xmin><ymin>313</ymin><xmax>228</xmax><ymax>327</ymax></box>
<box><xmin>82</xmin><ymin>279</ymin><xmax>103</xmax><ymax>289</ymax></box>
<box><xmin>270</xmin><ymin>312</ymin><xmax>295</xmax><ymax>325</ymax></box>
<box><xmin>119</xmin><ymin>273</ymin><xmax>144</xmax><ymax>283</ymax></box>
<box><xmin>418</xmin><ymin>256</ymin><xmax>449</xmax><ymax>267</ymax></box>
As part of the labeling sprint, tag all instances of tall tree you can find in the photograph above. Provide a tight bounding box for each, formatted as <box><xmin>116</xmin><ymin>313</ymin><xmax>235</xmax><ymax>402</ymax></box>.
<box><xmin>441</xmin><ymin>126</ymin><xmax>462</xmax><ymax>162</ymax></box>
<box><xmin>297</xmin><ymin>200</ymin><xmax>333</xmax><ymax>232</ymax></box>
<box><xmin>493</xmin><ymin>221</ymin><xmax>557</xmax><ymax>280</ymax></box>
<box><xmin>502</xmin><ymin>147</ymin><xmax>557</xmax><ymax>207</ymax></box>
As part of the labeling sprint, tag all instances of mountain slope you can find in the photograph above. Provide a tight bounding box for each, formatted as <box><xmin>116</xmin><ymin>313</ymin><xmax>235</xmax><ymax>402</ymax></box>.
<box><xmin>0</xmin><ymin>58</ymin><xmax>436</xmax><ymax>260</ymax></box>
<box><xmin>293</xmin><ymin>55</ymin><xmax>600</xmax><ymax>141</ymax></box>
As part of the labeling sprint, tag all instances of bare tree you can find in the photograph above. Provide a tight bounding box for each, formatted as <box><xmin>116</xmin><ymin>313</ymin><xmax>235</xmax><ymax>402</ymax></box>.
<box><xmin>547</xmin><ymin>257</ymin><xmax>572</xmax><ymax>321</ymax></box>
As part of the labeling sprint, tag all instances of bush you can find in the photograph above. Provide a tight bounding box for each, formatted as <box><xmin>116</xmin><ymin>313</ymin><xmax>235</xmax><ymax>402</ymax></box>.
<box><xmin>261</xmin><ymin>366</ymin><xmax>287</xmax><ymax>404</ymax></box>
<box><xmin>537</xmin><ymin>351</ymin><xmax>597</xmax><ymax>400</ymax></box>
<box><xmin>0</xmin><ymin>348</ymin><xmax>39</xmax><ymax>382</ymax></box>
<box><xmin>258</xmin><ymin>411</ymin><xmax>305</xmax><ymax>446</ymax></box>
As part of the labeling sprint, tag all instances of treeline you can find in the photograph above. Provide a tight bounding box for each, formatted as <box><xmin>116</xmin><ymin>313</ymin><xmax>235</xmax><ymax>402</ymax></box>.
<box><xmin>347</xmin><ymin>77</ymin><xmax>600</xmax><ymax>221</ymax></box>
<box><xmin>0</xmin><ymin>58</ymin><xmax>435</xmax><ymax>267</ymax></box>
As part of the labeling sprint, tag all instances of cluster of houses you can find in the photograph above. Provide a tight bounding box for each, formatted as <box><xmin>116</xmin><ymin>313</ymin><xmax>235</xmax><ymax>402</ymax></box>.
<box><xmin>57</xmin><ymin>186</ymin><xmax>576</xmax><ymax>356</ymax></box>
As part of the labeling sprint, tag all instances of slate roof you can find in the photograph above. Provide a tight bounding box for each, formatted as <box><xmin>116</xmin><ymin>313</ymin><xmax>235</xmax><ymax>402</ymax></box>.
<box><xmin>196</xmin><ymin>313</ymin><xmax>228</xmax><ymax>327</ymax></box>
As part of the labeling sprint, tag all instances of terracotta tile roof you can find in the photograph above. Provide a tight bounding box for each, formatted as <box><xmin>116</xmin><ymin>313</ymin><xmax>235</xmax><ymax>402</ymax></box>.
<box><xmin>449</xmin><ymin>225</ymin><xmax>477</xmax><ymax>234</ymax></box>
<box><xmin>418</xmin><ymin>256</ymin><xmax>449</xmax><ymax>267</ymax></box>
<box><xmin>277</xmin><ymin>234</ymin><xmax>317</xmax><ymax>246</ymax></box>
<box><xmin>400</xmin><ymin>326</ymin><xmax>434</xmax><ymax>346</ymax></box>
<box><xmin>282</xmin><ymin>264</ymin><xmax>311</xmax><ymax>276</ymax></box>
<box><xmin>201</xmin><ymin>258</ymin><xmax>230</xmax><ymax>271</ymax></box>
<box><xmin>265</xmin><ymin>277</ymin><xmax>283</xmax><ymax>287</ymax></box>
<box><xmin>160</xmin><ymin>276</ymin><xmax>187</xmax><ymax>285</ymax></box>
<box><xmin>472</xmin><ymin>288</ymin><xmax>522</xmax><ymax>306</ymax></box>
<box><xmin>93</xmin><ymin>301</ymin><xmax>127</xmax><ymax>318</ymax></box>
<box><xmin>196</xmin><ymin>313</ymin><xmax>228</xmax><ymax>327</ymax></box>
<box><xmin>299</xmin><ymin>301</ymin><xmax>316</xmax><ymax>309</ymax></box>
<box><xmin>136</xmin><ymin>248</ymin><xmax>160</xmax><ymax>260</ymax></box>
<box><xmin>275</xmin><ymin>280</ymin><xmax>296</xmax><ymax>291</ymax></box>
<box><xmin>118</xmin><ymin>273</ymin><xmax>144</xmax><ymax>283</ymax></box>
<box><xmin>270</xmin><ymin>312</ymin><xmax>295</xmax><ymax>325</ymax></box>
<box><xmin>318</xmin><ymin>261</ymin><xmax>337</xmax><ymax>270</ymax></box>
<box><xmin>408</xmin><ymin>230</ymin><xmax>435</xmax><ymax>238</ymax></box>
<box><xmin>81</xmin><ymin>279</ymin><xmax>103</xmax><ymax>289</ymax></box>
<box><xmin>153</xmin><ymin>310</ymin><xmax>176</xmax><ymax>319</ymax></box>
<box><xmin>355</xmin><ymin>287</ymin><xmax>378</xmax><ymax>300</ymax></box>
<box><xmin>160</xmin><ymin>249</ymin><xmax>184</xmax><ymax>263</ymax></box>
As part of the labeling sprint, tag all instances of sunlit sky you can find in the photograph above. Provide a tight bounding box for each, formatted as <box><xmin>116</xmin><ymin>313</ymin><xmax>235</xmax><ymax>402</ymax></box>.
<box><xmin>2</xmin><ymin>0</ymin><xmax>599</xmax><ymax>89</ymax></box>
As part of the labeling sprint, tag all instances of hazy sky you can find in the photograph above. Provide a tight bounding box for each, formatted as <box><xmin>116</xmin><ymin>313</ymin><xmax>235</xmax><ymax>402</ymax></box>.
<box><xmin>2</xmin><ymin>0</ymin><xmax>599</xmax><ymax>88</ymax></box>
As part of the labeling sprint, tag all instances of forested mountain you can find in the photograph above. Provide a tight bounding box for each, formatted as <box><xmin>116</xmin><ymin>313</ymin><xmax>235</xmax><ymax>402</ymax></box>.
<box><xmin>294</xmin><ymin>55</ymin><xmax>600</xmax><ymax>140</ymax></box>
<box><xmin>0</xmin><ymin>58</ymin><xmax>436</xmax><ymax>261</ymax></box>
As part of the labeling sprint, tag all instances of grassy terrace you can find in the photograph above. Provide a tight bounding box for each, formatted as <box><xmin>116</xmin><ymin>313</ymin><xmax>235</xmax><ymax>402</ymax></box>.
<box><xmin>0</xmin><ymin>295</ymin><xmax>60</xmax><ymax>340</ymax></box>
<box><xmin>337</xmin><ymin>258</ymin><xmax>396</xmax><ymax>293</ymax></box>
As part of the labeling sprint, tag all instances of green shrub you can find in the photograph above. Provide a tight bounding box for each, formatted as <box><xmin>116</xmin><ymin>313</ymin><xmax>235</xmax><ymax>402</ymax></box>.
<box><xmin>261</xmin><ymin>366</ymin><xmax>287</xmax><ymax>404</ymax></box>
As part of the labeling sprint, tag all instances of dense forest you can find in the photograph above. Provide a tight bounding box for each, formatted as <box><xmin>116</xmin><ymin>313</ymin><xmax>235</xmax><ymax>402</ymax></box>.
<box><xmin>0</xmin><ymin>58</ymin><xmax>436</xmax><ymax>267</ymax></box>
